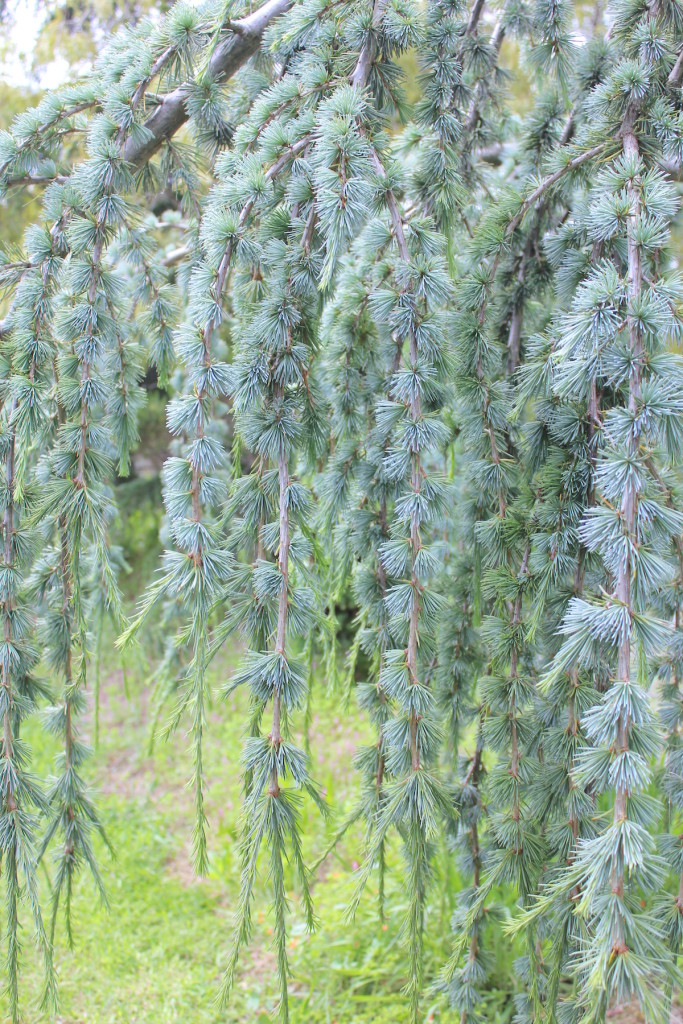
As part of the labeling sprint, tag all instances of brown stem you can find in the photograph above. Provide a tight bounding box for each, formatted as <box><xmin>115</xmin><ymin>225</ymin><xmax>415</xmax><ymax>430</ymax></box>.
<box><xmin>613</xmin><ymin>115</ymin><xmax>641</xmax><ymax>823</ymax></box>
<box><xmin>2</xmin><ymin>411</ymin><xmax>16</xmax><ymax>780</ymax></box>
<box><xmin>464</xmin><ymin>16</ymin><xmax>506</xmax><ymax>131</ymax></box>
<box><xmin>115</xmin><ymin>41</ymin><xmax>182</xmax><ymax>148</ymax></box>
<box><xmin>368</xmin><ymin>148</ymin><xmax>410</xmax><ymax>262</ymax></box>
<box><xmin>374</xmin><ymin>492</ymin><xmax>391</xmax><ymax>789</ymax></box>
<box><xmin>460</xmin><ymin>722</ymin><xmax>484</xmax><ymax>1023</ymax></box>
<box><xmin>59</xmin><ymin>518</ymin><xmax>74</xmax><ymax>770</ymax></box>
<box><xmin>507</xmin><ymin>232</ymin><xmax>534</xmax><ymax>374</ymax></box>
<box><xmin>0</xmin><ymin>99</ymin><xmax>98</xmax><ymax>181</ymax></box>
<box><xmin>1</xmin><ymin>255</ymin><xmax>48</xmax><ymax>794</ymax></box>
<box><xmin>406</xmin><ymin>288</ymin><xmax>423</xmax><ymax>772</ymax></box>
<box><xmin>269</xmin><ymin>386</ymin><xmax>290</xmax><ymax>798</ymax></box>
<box><xmin>465</xmin><ymin>0</ymin><xmax>486</xmax><ymax>35</ymax></box>
<box><xmin>506</xmin><ymin>145</ymin><xmax>606</xmax><ymax>241</ymax></box>
<box><xmin>364</xmin><ymin>94</ymin><xmax>422</xmax><ymax>774</ymax></box>
<box><xmin>4</xmin><ymin>173</ymin><xmax>68</xmax><ymax>189</ymax></box>
<box><xmin>506</xmin><ymin>106</ymin><xmax>577</xmax><ymax>374</ymax></box>
<box><xmin>75</xmin><ymin>237</ymin><xmax>103</xmax><ymax>489</ymax></box>
<box><xmin>1</xmin><ymin>262</ymin><xmax>51</xmax><ymax>811</ymax></box>
<box><xmin>350</xmin><ymin>0</ymin><xmax>388</xmax><ymax>88</ymax></box>
<box><xmin>509</xmin><ymin>542</ymin><xmax>530</xmax><ymax>827</ymax></box>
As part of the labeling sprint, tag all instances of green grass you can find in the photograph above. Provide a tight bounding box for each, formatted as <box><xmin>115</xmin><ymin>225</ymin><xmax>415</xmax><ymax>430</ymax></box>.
<box><xmin>1</xmin><ymin>630</ymin><xmax>516</xmax><ymax>1024</ymax></box>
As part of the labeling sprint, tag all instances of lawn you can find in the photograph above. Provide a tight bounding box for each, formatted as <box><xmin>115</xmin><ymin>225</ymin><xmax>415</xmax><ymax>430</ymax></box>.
<box><xmin>3</xmin><ymin>631</ymin><xmax>505</xmax><ymax>1024</ymax></box>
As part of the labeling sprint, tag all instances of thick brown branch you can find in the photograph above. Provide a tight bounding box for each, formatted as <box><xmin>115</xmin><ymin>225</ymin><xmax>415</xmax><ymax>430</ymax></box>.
<box><xmin>668</xmin><ymin>46</ymin><xmax>683</xmax><ymax>87</ymax></box>
<box><xmin>123</xmin><ymin>0</ymin><xmax>292</xmax><ymax>168</ymax></box>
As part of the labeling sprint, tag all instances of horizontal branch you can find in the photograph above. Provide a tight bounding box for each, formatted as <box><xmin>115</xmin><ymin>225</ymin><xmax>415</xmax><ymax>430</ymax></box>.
<box><xmin>0</xmin><ymin>98</ymin><xmax>98</xmax><ymax>182</ymax></box>
<box><xmin>4</xmin><ymin>173</ymin><xmax>67</xmax><ymax>189</ymax></box>
<box><xmin>162</xmin><ymin>245</ymin><xmax>191</xmax><ymax>267</ymax></box>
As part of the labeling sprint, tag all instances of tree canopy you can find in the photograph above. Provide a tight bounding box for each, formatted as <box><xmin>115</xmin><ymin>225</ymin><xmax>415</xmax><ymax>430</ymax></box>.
<box><xmin>0</xmin><ymin>0</ymin><xmax>683</xmax><ymax>1022</ymax></box>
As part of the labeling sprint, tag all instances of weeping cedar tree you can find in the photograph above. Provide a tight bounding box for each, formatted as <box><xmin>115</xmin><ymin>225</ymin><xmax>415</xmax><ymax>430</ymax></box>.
<box><xmin>0</xmin><ymin>0</ymin><xmax>682</xmax><ymax>1020</ymax></box>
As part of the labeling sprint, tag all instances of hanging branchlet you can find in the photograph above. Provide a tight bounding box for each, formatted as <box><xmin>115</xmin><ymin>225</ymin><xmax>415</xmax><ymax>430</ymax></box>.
<box><xmin>0</xmin><ymin>247</ymin><xmax>58</xmax><ymax>1022</ymax></box>
<box><xmin>34</xmin><ymin>147</ymin><xmax>129</xmax><ymax>942</ymax></box>
<box><xmin>315</xmin><ymin>232</ymin><xmax>400</xmax><ymax>913</ymax></box>
<box><xmin>215</xmin><ymin>160</ymin><xmax>329</xmax><ymax>1024</ymax></box>
<box><xmin>348</xmin><ymin>111</ymin><xmax>459</xmax><ymax>1024</ymax></box>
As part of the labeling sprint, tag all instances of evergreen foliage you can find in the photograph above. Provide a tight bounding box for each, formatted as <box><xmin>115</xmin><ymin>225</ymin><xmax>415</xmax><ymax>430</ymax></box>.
<box><xmin>0</xmin><ymin>0</ymin><xmax>682</xmax><ymax>1021</ymax></box>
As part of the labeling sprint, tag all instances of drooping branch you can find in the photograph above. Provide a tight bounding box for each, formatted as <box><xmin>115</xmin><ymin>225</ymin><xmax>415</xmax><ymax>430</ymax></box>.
<box><xmin>506</xmin><ymin>144</ymin><xmax>606</xmax><ymax>238</ymax></box>
<box><xmin>611</xmin><ymin>102</ymin><xmax>642</xmax><ymax>897</ymax></box>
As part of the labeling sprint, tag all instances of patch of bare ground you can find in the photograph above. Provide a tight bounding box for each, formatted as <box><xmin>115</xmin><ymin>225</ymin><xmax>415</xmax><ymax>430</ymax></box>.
<box><xmin>302</xmin><ymin>709</ymin><xmax>366</xmax><ymax>805</ymax></box>
<box><xmin>162</xmin><ymin>835</ymin><xmax>212</xmax><ymax>887</ymax></box>
<box><xmin>81</xmin><ymin>650</ymin><xmax>366</xmax><ymax>891</ymax></box>
<box><xmin>84</xmin><ymin>669</ymin><xmax>183</xmax><ymax>800</ymax></box>
<box><xmin>83</xmin><ymin>659</ymin><xmax>249</xmax><ymax>889</ymax></box>
<box><xmin>232</xmin><ymin>941</ymin><xmax>279</xmax><ymax>1012</ymax></box>
<box><xmin>607</xmin><ymin>1001</ymin><xmax>683</xmax><ymax>1024</ymax></box>
<box><xmin>81</xmin><ymin>666</ymin><xmax>203</xmax><ymax>881</ymax></box>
